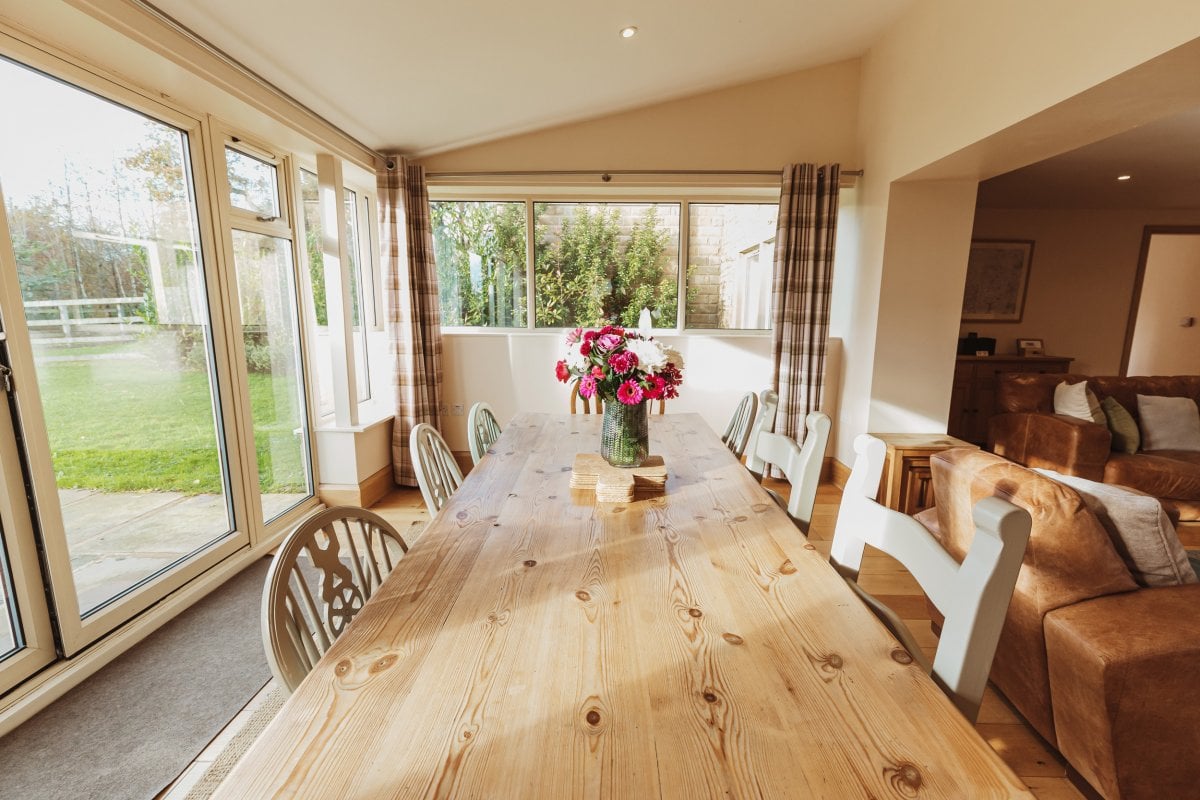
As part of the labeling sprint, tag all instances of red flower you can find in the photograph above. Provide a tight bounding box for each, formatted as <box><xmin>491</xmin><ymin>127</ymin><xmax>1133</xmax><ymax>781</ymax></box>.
<box><xmin>591</xmin><ymin>366</ymin><xmax>605</xmax><ymax>378</ymax></box>
<box><xmin>583</xmin><ymin>330</ymin><xmax>598</xmax><ymax>343</ymax></box>
<box><xmin>608</xmin><ymin>350</ymin><xmax>637</xmax><ymax>374</ymax></box>
<box><xmin>555</xmin><ymin>359</ymin><xmax>570</xmax><ymax>382</ymax></box>
<box><xmin>617</xmin><ymin>379</ymin><xmax>644</xmax><ymax>405</ymax></box>
<box><xmin>580</xmin><ymin>341</ymin><xmax>592</xmax><ymax>356</ymax></box>
<box><xmin>644</xmin><ymin>375</ymin><xmax>666</xmax><ymax>399</ymax></box>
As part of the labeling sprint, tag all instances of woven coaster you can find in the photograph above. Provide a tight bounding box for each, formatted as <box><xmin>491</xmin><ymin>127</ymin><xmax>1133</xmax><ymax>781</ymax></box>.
<box><xmin>571</xmin><ymin>453</ymin><xmax>666</xmax><ymax>503</ymax></box>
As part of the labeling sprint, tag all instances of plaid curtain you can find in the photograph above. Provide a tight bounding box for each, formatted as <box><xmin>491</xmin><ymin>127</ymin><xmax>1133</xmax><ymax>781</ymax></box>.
<box><xmin>770</xmin><ymin>163</ymin><xmax>840</xmax><ymax>448</ymax></box>
<box><xmin>378</xmin><ymin>156</ymin><xmax>443</xmax><ymax>486</ymax></box>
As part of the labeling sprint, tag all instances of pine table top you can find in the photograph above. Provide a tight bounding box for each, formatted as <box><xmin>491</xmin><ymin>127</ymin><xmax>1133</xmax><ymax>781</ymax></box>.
<box><xmin>214</xmin><ymin>413</ymin><xmax>1031</xmax><ymax>799</ymax></box>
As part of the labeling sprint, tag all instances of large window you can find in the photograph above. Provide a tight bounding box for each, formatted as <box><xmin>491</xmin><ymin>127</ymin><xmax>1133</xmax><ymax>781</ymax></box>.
<box><xmin>430</xmin><ymin>201</ymin><xmax>527</xmax><ymax>327</ymax></box>
<box><xmin>430</xmin><ymin>198</ymin><xmax>775</xmax><ymax>331</ymax></box>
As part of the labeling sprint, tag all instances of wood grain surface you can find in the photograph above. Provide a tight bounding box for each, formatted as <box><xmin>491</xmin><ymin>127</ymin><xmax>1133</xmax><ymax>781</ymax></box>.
<box><xmin>213</xmin><ymin>413</ymin><xmax>1032</xmax><ymax>799</ymax></box>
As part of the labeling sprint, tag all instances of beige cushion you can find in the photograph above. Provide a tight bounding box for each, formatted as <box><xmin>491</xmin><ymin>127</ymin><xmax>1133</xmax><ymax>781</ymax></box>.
<box><xmin>1137</xmin><ymin>394</ymin><xmax>1200</xmax><ymax>452</ymax></box>
<box><xmin>1035</xmin><ymin>468</ymin><xmax>1198</xmax><ymax>587</ymax></box>
<box><xmin>1101</xmin><ymin>395</ymin><xmax>1140</xmax><ymax>454</ymax></box>
<box><xmin>1054</xmin><ymin>380</ymin><xmax>1104</xmax><ymax>424</ymax></box>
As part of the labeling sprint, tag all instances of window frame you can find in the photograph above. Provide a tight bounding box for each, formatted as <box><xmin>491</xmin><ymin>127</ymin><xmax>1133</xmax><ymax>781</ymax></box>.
<box><xmin>426</xmin><ymin>186</ymin><xmax>781</xmax><ymax>336</ymax></box>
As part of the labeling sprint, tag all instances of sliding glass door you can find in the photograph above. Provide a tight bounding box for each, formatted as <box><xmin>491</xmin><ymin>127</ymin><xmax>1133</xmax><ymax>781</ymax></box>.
<box><xmin>0</xmin><ymin>56</ymin><xmax>252</xmax><ymax>652</ymax></box>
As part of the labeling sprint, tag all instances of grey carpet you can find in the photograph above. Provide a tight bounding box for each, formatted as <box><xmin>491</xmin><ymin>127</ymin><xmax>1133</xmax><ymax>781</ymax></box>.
<box><xmin>0</xmin><ymin>559</ymin><xmax>271</xmax><ymax>800</ymax></box>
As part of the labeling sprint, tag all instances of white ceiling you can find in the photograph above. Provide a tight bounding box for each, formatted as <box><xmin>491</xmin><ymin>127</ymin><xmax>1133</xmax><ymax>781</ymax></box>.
<box><xmin>147</xmin><ymin>0</ymin><xmax>914</xmax><ymax>156</ymax></box>
<box><xmin>977</xmin><ymin>106</ymin><xmax>1200</xmax><ymax>209</ymax></box>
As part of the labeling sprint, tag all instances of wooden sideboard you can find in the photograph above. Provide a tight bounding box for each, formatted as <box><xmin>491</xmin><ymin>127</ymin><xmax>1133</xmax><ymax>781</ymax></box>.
<box><xmin>949</xmin><ymin>355</ymin><xmax>1073</xmax><ymax>445</ymax></box>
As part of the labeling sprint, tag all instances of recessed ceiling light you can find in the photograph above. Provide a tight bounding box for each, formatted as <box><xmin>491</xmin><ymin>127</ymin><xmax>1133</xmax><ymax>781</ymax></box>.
<box><xmin>1117</xmin><ymin>174</ymin><xmax>1132</xmax><ymax>181</ymax></box>
<box><xmin>620</xmin><ymin>26</ymin><xmax>638</xmax><ymax>39</ymax></box>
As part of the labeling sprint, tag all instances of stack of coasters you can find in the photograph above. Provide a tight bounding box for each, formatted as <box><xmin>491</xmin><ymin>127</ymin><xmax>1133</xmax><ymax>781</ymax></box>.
<box><xmin>570</xmin><ymin>453</ymin><xmax>667</xmax><ymax>502</ymax></box>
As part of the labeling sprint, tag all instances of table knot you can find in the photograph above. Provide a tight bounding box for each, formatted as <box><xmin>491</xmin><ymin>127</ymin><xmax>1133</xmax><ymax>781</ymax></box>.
<box><xmin>780</xmin><ymin>559</ymin><xmax>798</xmax><ymax>575</ymax></box>
<box><xmin>687</xmin><ymin>607</ymin><xmax>703</xmax><ymax>618</ymax></box>
<box><xmin>523</xmin><ymin>560</ymin><xmax>537</xmax><ymax>568</ymax></box>
<box><xmin>575</xmin><ymin>590</ymin><xmax>592</xmax><ymax>602</ymax></box>
<box><xmin>722</xmin><ymin>632</ymin><xmax>744</xmax><ymax>645</ymax></box>
<box><xmin>891</xmin><ymin>648</ymin><xmax>914</xmax><ymax>665</ymax></box>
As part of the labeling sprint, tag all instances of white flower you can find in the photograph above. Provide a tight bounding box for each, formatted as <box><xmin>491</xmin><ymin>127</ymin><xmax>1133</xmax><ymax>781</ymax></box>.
<box><xmin>565</xmin><ymin>343</ymin><xmax>589</xmax><ymax>371</ymax></box>
<box><xmin>625</xmin><ymin>337</ymin><xmax>667</xmax><ymax>372</ymax></box>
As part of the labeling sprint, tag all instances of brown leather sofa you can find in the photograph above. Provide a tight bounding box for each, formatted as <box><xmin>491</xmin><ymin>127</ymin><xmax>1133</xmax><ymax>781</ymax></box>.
<box><xmin>920</xmin><ymin>447</ymin><xmax>1200</xmax><ymax>800</ymax></box>
<box><xmin>989</xmin><ymin>374</ymin><xmax>1200</xmax><ymax>522</ymax></box>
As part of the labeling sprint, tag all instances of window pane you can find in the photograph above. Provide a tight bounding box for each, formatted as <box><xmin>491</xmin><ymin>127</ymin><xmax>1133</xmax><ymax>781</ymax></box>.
<box><xmin>230</xmin><ymin>230</ymin><xmax>311</xmax><ymax>520</ymax></box>
<box><xmin>431</xmin><ymin>201</ymin><xmax>527</xmax><ymax>327</ymax></box>
<box><xmin>533</xmin><ymin>202</ymin><xmax>679</xmax><ymax>328</ymax></box>
<box><xmin>0</xmin><ymin>524</ymin><xmax>21</xmax><ymax>657</ymax></box>
<box><xmin>344</xmin><ymin>189</ymin><xmax>370</xmax><ymax>401</ymax></box>
<box><xmin>686</xmin><ymin>204</ymin><xmax>777</xmax><ymax>329</ymax></box>
<box><xmin>0</xmin><ymin>57</ymin><xmax>233</xmax><ymax>614</ymax></box>
<box><xmin>299</xmin><ymin>170</ymin><xmax>334</xmax><ymax>417</ymax></box>
<box><xmin>226</xmin><ymin>148</ymin><xmax>279</xmax><ymax>218</ymax></box>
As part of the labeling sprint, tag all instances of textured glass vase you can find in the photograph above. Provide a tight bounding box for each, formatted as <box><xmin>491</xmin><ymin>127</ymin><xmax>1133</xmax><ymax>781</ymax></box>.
<box><xmin>600</xmin><ymin>400</ymin><xmax>649</xmax><ymax>467</ymax></box>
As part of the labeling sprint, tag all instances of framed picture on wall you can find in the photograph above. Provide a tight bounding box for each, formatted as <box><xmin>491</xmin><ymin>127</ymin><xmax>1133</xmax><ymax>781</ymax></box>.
<box><xmin>962</xmin><ymin>240</ymin><xmax>1034</xmax><ymax>322</ymax></box>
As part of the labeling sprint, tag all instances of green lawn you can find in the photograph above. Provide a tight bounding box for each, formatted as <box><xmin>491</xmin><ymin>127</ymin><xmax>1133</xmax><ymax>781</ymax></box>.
<box><xmin>38</xmin><ymin>335</ymin><xmax>307</xmax><ymax>494</ymax></box>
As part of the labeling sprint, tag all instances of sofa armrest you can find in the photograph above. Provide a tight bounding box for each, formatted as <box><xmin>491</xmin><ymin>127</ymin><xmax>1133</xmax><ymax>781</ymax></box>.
<box><xmin>1045</xmin><ymin>585</ymin><xmax>1200</xmax><ymax>800</ymax></box>
<box><xmin>988</xmin><ymin>412</ymin><xmax>1110</xmax><ymax>481</ymax></box>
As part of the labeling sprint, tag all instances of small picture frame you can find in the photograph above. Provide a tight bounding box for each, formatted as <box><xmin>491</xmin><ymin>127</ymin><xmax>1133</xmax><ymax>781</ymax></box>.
<box><xmin>1017</xmin><ymin>338</ymin><xmax>1044</xmax><ymax>357</ymax></box>
<box><xmin>962</xmin><ymin>240</ymin><xmax>1034</xmax><ymax>322</ymax></box>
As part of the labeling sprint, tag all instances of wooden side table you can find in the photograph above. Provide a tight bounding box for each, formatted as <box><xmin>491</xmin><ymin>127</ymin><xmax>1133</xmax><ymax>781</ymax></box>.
<box><xmin>869</xmin><ymin>433</ymin><xmax>978</xmax><ymax>515</ymax></box>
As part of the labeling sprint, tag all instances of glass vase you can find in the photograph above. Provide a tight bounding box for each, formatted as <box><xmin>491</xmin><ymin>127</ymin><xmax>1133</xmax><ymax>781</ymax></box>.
<box><xmin>600</xmin><ymin>400</ymin><xmax>649</xmax><ymax>467</ymax></box>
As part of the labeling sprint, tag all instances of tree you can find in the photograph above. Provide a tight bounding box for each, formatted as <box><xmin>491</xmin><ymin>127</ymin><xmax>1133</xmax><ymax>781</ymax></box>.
<box><xmin>431</xmin><ymin>201</ymin><xmax>526</xmax><ymax>327</ymax></box>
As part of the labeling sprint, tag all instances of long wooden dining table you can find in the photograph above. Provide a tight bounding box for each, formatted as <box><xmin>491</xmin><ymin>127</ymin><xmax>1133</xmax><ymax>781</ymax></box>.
<box><xmin>214</xmin><ymin>412</ymin><xmax>1032</xmax><ymax>799</ymax></box>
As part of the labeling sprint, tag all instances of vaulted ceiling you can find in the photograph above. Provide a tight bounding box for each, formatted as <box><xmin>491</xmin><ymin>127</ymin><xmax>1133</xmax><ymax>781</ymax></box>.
<box><xmin>147</xmin><ymin>0</ymin><xmax>914</xmax><ymax>156</ymax></box>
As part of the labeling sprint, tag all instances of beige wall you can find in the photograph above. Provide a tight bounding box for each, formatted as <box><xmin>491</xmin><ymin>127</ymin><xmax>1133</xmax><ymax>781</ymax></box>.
<box><xmin>844</xmin><ymin>2</ymin><xmax>1200</xmax><ymax>463</ymax></box>
<box><xmin>966</xmin><ymin>208</ymin><xmax>1200</xmax><ymax>376</ymax></box>
<box><xmin>1128</xmin><ymin>232</ymin><xmax>1200</xmax><ymax>375</ymax></box>
<box><xmin>420</xmin><ymin>59</ymin><xmax>861</xmax><ymax>171</ymax></box>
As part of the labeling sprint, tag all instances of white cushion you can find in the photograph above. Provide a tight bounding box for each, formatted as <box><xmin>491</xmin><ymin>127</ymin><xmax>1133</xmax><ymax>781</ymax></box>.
<box><xmin>1053</xmin><ymin>380</ymin><xmax>1104</xmax><ymax>424</ymax></box>
<box><xmin>1136</xmin><ymin>394</ymin><xmax>1200</xmax><ymax>452</ymax></box>
<box><xmin>1035</xmin><ymin>468</ymin><xmax>1198</xmax><ymax>587</ymax></box>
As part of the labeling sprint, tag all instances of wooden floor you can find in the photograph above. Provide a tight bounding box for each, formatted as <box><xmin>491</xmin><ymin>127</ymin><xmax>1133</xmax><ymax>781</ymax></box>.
<box><xmin>161</xmin><ymin>482</ymin><xmax>1084</xmax><ymax>799</ymax></box>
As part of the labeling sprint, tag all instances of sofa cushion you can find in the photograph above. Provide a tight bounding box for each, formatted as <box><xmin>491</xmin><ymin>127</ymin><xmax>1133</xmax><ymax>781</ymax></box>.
<box><xmin>1137</xmin><ymin>394</ymin><xmax>1200</xmax><ymax>451</ymax></box>
<box><xmin>1101</xmin><ymin>396</ymin><xmax>1140</xmax><ymax>454</ymax></box>
<box><xmin>1055</xmin><ymin>380</ymin><xmax>1105</xmax><ymax>424</ymax></box>
<box><xmin>932</xmin><ymin>449</ymin><xmax>1136</xmax><ymax>612</ymax></box>
<box><xmin>930</xmin><ymin>448</ymin><xmax>1136</xmax><ymax>742</ymax></box>
<box><xmin>1034</xmin><ymin>469</ymin><xmax>1196</xmax><ymax>587</ymax></box>
<box><xmin>1045</xmin><ymin>585</ymin><xmax>1200</xmax><ymax>800</ymax></box>
<box><xmin>997</xmin><ymin>373</ymin><xmax>1200</xmax><ymax>418</ymax></box>
<box><xmin>1104</xmin><ymin>450</ymin><xmax>1200</xmax><ymax>507</ymax></box>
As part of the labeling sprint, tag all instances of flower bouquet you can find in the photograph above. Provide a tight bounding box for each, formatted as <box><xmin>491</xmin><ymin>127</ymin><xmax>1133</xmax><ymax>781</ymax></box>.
<box><xmin>555</xmin><ymin>325</ymin><xmax>683</xmax><ymax>467</ymax></box>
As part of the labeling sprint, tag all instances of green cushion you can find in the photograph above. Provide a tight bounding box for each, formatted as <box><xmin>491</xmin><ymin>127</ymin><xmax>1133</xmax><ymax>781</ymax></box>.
<box><xmin>1102</xmin><ymin>396</ymin><xmax>1140</xmax><ymax>454</ymax></box>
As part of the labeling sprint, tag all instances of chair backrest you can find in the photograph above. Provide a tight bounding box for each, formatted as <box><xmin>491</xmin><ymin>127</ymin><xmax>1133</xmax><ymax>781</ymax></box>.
<box><xmin>262</xmin><ymin>506</ymin><xmax>410</xmax><ymax>694</ymax></box>
<box><xmin>744</xmin><ymin>389</ymin><xmax>779</xmax><ymax>478</ymax></box>
<box><xmin>569</xmin><ymin>378</ymin><xmax>602</xmax><ymax>414</ymax></box>
<box><xmin>830</xmin><ymin>434</ymin><xmax>1032</xmax><ymax>722</ymax></box>
<box><xmin>410</xmin><ymin>423</ymin><xmax>464</xmax><ymax>514</ymax></box>
<box><xmin>752</xmin><ymin>411</ymin><xmax>831</xmax><ymax>533</ymax></box>
<box><xmin>721</xmin><ymin>391</ymin><xmax>758</xmax><ymax>459</ymax></box>
<box><xmin>467</xmin><ymin>401</ymin><xmax>502</xmax><ymax>465</ymax></box>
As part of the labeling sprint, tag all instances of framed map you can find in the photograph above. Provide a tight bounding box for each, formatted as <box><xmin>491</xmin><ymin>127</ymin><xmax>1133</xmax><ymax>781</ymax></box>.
<box><xmin>962</xmin><ymin>240</ymin><xmax>1034</xmax><ymax>322</ymax></box>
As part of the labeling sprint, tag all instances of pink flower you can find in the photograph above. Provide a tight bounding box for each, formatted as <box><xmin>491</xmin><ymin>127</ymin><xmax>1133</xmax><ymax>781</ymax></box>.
<box><xmin>644</xmin><ymin>375</ymin><xmax>666</xmax><ymax>399</ymax></box>
<box><xmin>565</xmin><ymin>327</ymin><xmax>583</xmax><ymax>345</ymax></box>
<box><xmin>591</xmin><ymin>366</ymin><xmax>605</xmax><ymax>379</ymax></box>
<box><xmin>555</xmin><ymin>360</ymin><xmax>570</xmax><ymax>383</ymax></box>
<box><xmin>617</xmin><ymin>379</ymin><xmax>644</xmax><ymax>405</ymax></box>
<box><xmin>596</xmin><ymin>333</ymin><xmax>622</xmax><ymax>351</ymax></box>
<box><xmin>608</xmin><ymin>350</ymin><xmax>637</xmax><ymax>374</ymax></box>
<box><xmin>579</xmin><ymin>374</ymin><xmax>597</xmax><ymax>398</ymax></box>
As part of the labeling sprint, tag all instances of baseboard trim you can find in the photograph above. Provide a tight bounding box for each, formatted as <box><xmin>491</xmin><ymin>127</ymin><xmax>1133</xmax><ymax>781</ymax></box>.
<box><xmin>829</xmin><ymin>457</ymin><xmax>851</xmax><ymax>489</ymax></box>
<box><xmin>317</xmin><ymin>464</ymin><xmax>396</xmax><ymax>508</ymax></box>
<box><xmin>0</xmin><ymin>531</ymin><xmax>286</xmax><ymax>737</ymax></box>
